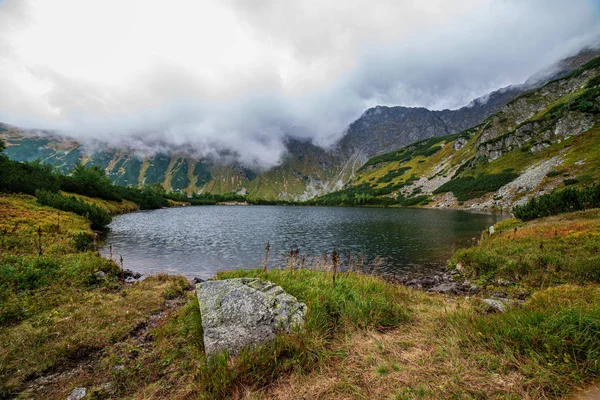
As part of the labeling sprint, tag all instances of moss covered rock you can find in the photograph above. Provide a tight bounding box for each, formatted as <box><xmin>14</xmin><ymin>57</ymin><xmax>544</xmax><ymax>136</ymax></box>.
<box><xmin>196</xmin><ymin>278</ymin><xmax>306</xmax><ymax>357</ymax></box>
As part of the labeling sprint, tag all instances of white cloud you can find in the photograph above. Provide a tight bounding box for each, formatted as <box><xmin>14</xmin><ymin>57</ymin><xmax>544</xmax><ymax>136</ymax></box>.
<box><xmin>0</xmin><ymin>0</ymin><xmax>598</xmax><ymax>167</ymax></box>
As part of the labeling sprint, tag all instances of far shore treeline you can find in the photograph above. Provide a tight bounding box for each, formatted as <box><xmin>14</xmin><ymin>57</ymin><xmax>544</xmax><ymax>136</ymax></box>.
<box><xmin>2</xmin><ymin>138</ymin><xmax>600</xmax><ymax>230</ymax></box>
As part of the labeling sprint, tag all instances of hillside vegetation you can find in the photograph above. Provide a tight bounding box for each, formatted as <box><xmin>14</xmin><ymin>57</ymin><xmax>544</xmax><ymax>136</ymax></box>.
<box><xmin>319</xmin><ymin>55</ymin><xmax>600</xmax><ymax>210</ymax></box>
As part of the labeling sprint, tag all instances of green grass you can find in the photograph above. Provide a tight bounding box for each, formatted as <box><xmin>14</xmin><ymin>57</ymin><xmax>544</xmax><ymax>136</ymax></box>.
<box><xmin>218</xmin><ymin>269</ymin><xmax>411</xmax><ymax>333</ymax></box>
<box><xmin>0</xmin><ymin>274</ymin><xmax>189</xmax><ymax>396</ymax></box>
<box><xmin>0</xmin><ymin>194</ymin><xmax>192</xmax><ymax>397</ymax></box>
<box><xmin>0</xmin><ymin>252</ymin><xmax>119</xmax><ymax>326</ymax></box>
<box><xmin>453</xmin><ymin>209</ymin><xmax>600</xmax><ymax>289</ymax></box>
<box><xmin>449</xmin><ymin>285</ymin><xmax>600</xmax><ymax>396</ymax></box>
<box><xmin>3</xmin><ymin>191</ymin><xmax>600</xmax><ymax>399</ymax></box>
<box><xmin>359</xmin><ymin>134</ymin><xmax>457</xmax><ymax>170</ymax></box>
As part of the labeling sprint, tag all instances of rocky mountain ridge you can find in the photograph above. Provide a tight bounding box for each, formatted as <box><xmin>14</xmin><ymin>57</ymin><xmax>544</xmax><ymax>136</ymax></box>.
<box><xmin>329</xmin><ymin>54</ymin><xmax>600</xmax><ymax>211</ymax></box>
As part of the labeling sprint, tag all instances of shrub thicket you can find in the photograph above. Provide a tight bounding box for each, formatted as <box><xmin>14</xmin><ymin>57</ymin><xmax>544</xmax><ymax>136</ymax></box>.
<box><xmin>513</xmin><ymin>184</ymin><xmax>600</xmax><ymax>221</ymax></box>
<box><xmin>377</xmin><ymin>167</ymin><xmax>411</xmax><ymax>183</ymax></box>
<box><xmin>0</xmin><ymin>158</ymin><xmax>60</xmax><ymax>195</ymax></box>
<box><xmin>72</xmin><ymin>232</ymin><xmax>95</xmax><ymax>252</ymax></box>
<box><xmin>433</xmin><ymin>171</ymin><xmax>519</xmax><ymax>201</ymax></box>
<box><xmin>116</xmin><ymin>184</ymin><xmax>170</xmax><ymax>209</ymax></box>
<box><xmin>59</xmin><ymin>164</ymin><xmax>121</xmax><ymax>201</ymax></box>
<box><xmin>35</xmin><ymin>190</ymin><xmax>112</xmax><ymax>229</ymax></box>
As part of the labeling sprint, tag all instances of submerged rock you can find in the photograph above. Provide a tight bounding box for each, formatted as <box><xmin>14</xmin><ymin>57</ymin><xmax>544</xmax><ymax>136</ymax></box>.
<box><xmin>196</xmin><ymin>278</ymin><xmax>306</xmax><ymax>357</ymax></box>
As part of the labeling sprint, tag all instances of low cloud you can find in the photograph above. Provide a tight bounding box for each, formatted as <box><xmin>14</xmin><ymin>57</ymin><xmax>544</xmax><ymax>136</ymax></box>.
<box><xmin>0</xmin><ymin>0</ymin><xmax>599</xmax><ymax>168</ymax></box>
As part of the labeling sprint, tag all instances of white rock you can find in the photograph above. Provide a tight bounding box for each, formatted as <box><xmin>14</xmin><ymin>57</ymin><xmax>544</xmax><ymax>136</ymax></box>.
<box><xmin>67</xmin><ymin>387</ymin><xmax>87</xmax><ymax>400</ymax></box>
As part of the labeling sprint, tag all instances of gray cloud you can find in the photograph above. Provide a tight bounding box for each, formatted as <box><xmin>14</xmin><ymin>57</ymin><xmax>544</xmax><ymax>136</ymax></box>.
<box><xmin>0</xmin><ymin>0</ymin><xmax>599</xmax><ymax>168</ymax></box>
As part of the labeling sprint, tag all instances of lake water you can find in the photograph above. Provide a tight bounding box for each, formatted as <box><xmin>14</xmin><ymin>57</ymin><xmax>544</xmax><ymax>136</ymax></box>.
<box><xmin>102</xmin><ymin>205</ymin><xmax>504</xmax><ymax>279</ymax></box>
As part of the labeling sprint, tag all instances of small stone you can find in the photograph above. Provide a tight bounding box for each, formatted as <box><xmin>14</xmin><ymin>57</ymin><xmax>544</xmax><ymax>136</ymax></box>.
<box><xmin>100</xmin><ymin>382</ymin><xmax>115</xmax><ymax>394</ymax></box>
<box><xmin>428</xmin><ymin>282</ymin><xmax>457</xmax><ymax>294</ymax></box>
<box><xmin>483</xmin><ymin>299</ymin><xmax>507</xmax><ymax>313</ymax></box>
<box><xmin>67</xmin><ymin>387</ymin><xmax>87</xmax><ymax>400</ymax></box>
<box><xmin>123</xmin><ymin>269</ymin><xmax>142</xmax><ymax>279</ymax></box>
<box><xmin>94</xmin><ymin>271</ymin><xmax>106</xmax><ymax>280</ymax></box>
<box><xmin>496</xmin><ymin>279</ymin><xmax>514</xmax><ymax>287</ymax></box>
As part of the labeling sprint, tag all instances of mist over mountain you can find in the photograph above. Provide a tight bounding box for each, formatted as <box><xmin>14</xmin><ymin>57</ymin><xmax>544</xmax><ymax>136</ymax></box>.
<box><xmin>1</xmin><ymin>0</ymin><xmax>600</xmax><ymax>169</ymax></box>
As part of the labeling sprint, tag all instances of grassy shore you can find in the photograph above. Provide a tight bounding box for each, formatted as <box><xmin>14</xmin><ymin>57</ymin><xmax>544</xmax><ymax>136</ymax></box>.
<box><xmin>1</xmin><ymin>193</ymin><xmax>599</xmax><ymax>399</ymax></box>
<box><xmin>61</xmin><ymin>191</ymin><xmax>140</xmax><ymax>215</ymax></box>
<box><xmin>0</xmin><ymin>194</ymin><xmax>190</xmax><ymax>397</ymax></box>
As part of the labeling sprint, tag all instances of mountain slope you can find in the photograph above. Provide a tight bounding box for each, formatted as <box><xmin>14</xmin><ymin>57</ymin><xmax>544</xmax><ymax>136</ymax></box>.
<box><xmin>324</xmin><ymin>56</ymin><xmax>600</xmax><ymax>211</ymax></box>
<box><xmin>1</xmin><ymin>49</ymin><xmax>598</xmax><ymax>200</ymax></box>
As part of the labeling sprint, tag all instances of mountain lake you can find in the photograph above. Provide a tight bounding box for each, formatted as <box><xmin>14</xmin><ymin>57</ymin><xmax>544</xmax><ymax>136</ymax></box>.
<box><xmin>101</xmin><ymin>205</ymin><xmax>505</xmax><ymax>279</ymax></box>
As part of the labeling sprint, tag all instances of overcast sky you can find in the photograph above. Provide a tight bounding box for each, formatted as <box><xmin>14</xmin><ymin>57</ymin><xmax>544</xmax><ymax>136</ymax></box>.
<box><xmin>0</xmin><ymin>0</ymin><xmax>599</xmax><ymax>167</ymax></box>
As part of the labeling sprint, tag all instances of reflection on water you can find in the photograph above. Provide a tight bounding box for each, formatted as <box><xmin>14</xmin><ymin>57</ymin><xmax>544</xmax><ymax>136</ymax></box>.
<box><xmin>102</xmin><ymin>205</ymin><xmax>504</xmax><ymax>279</ymax></box>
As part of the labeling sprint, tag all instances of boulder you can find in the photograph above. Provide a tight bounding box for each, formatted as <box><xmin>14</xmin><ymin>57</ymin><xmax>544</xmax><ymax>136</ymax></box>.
<box><xmin>196</xmin><ymin>278</ymin><xmax>306</xmax><ymax>358</ymax></box>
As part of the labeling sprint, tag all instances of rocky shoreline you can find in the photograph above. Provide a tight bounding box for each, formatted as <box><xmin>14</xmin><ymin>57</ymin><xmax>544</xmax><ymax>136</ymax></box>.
<box><xmin>386</xmin><ymin>268</ymin><xmax>477</xmax><ymax>295</ymax></box>
<box><xmin>384</xmin><ymin>267</ymin><xmax>523</xmax><ymax>313</ymax></box>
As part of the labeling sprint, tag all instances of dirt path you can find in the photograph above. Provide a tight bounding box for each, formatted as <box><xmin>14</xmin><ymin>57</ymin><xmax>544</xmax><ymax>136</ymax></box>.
<box><xmin>14</xmin><ymin>296</ymin><xmax>188</xmax><ymax>399</ymax></box>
